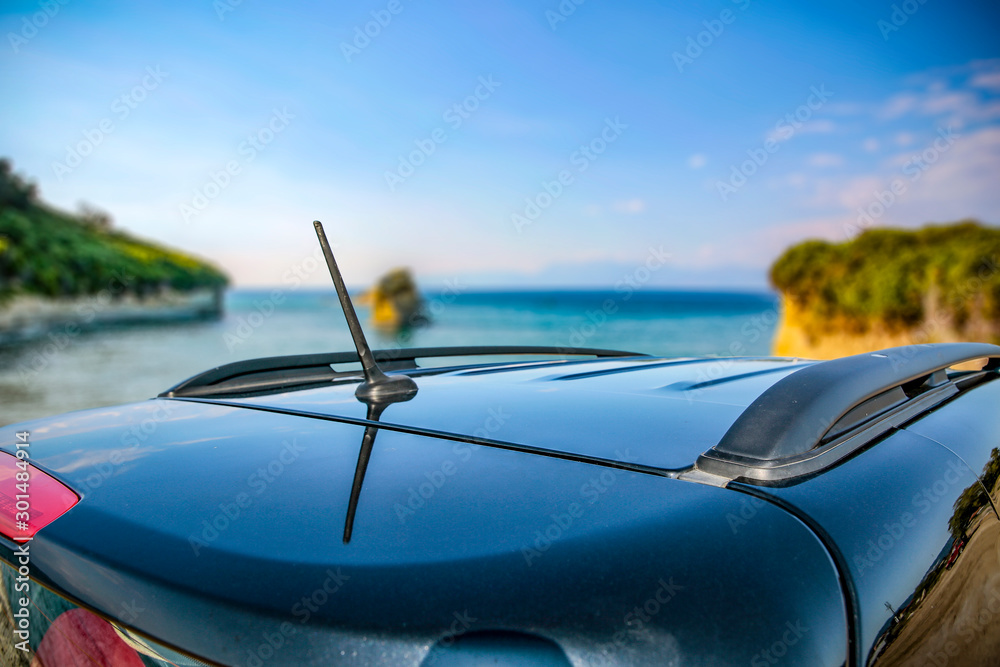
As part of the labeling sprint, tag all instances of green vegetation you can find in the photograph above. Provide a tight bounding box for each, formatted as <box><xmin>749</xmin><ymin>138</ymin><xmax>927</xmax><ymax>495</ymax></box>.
<box><xmin>0</xmin><ymin>159</ymin><xmax>228</xmax><ymax>300</ymax></box>
<box><xmin>771</xmin><ymin>221</ymin><xmax>1000</xmax><ymax>332</ymax></box>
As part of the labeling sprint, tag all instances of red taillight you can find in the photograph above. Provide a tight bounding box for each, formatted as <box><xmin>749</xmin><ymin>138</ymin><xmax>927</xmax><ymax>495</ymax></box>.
<box><xmin>0</xmin><ymin>450</ymin><xmax>79</xmax><ymax>542</ymax></box>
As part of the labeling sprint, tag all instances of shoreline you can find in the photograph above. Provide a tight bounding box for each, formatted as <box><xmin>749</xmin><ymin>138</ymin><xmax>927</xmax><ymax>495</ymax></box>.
<box><xmin>0</xmin><ymin>287</ymin><xmax>224</xmax><ymax>346</ymax></box>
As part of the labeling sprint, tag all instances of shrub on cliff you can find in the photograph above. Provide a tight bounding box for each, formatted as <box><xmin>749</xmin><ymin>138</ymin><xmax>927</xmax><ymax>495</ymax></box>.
<box><xmin>770</xmin><ymin>221</ymin><xmax>1000</xmax><ymax>333</ymax></box>
<box><xmin>0</xmin><ymin>160</ymin><xmax>227</xmax><ymax>299</ymax></box>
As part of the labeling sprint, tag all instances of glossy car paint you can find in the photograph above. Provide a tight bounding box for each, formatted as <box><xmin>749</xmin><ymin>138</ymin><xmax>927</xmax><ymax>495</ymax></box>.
<box><xmin>748</xmin><ymin>377</ymin><xmax>1000</xmax><ymax>666</ymax></box>
<box><xmin>0</xmin><ymin>381</ymin><xmax>847</xmax><ymax>665</ymax></box>
<box><xmin>905</xmin><ymin>378</ymin><xmax>1000</xmax><ymax>509</ymax></box>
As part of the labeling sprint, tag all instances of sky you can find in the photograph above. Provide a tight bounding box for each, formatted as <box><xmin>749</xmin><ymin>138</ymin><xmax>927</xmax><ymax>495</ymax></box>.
<box><xmin>1</xmin><ymin>0</ymin><xmax>999</xmax><ymax>289</ymax></box>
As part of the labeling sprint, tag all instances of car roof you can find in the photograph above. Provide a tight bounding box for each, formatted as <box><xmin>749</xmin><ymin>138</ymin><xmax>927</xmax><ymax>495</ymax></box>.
<box><xmin>190</xmin><ymin>355</ymin><xmax>811</xmax><ymax>472</ymax></box>
<box><xmin>163</xmin><ymin>342</ymin><xmax>1000</xmax><ymax>482</ymax></box>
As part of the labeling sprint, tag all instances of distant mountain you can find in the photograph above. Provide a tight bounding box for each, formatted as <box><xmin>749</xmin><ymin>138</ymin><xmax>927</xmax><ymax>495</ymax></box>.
<box><xmin>770</xmin><ymin>221</ymin><xmax>1000</xmax><ymax>358</ymax></box>
<box><xmin>0</xmin><ymin>159</ymin><xmax>227</xmax><ymax>300</ymax></box>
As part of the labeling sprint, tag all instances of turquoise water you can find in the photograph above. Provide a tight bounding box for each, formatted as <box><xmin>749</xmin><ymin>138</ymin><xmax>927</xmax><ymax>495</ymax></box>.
<box><xmin>0</xmin><ymin>288</ymin><xmax>780</xmax><ymax>426</ymax></box>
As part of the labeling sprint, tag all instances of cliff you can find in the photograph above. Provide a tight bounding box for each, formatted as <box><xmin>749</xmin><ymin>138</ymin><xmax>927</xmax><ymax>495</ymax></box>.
<box><xmin>770</xmin><ymin>221</ymin><xmax>1000</xmax><ymax>359</ymax></box>
<box><xmin>0</xmin><ymin>159</ymin><xmax>228</xmax><ymax>341</ymax></box>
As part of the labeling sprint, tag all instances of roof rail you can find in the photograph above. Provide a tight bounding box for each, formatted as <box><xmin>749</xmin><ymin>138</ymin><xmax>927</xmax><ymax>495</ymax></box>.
<box><xmin>161</xmin><ymin>346</ymin><xmax>646</xmax><ymax>398</ymax></box>
<box><xmin>697</xmin><ymin>343</ymin><xmax>1000</xmax><ymax>483</ymax></box>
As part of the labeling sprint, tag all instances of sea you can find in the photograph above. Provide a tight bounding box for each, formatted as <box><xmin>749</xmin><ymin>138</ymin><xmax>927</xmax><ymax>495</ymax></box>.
<box><xmin>0</xmin><ymin>288</ymin><xmax>780</xmax><ymax>427</ymax></box>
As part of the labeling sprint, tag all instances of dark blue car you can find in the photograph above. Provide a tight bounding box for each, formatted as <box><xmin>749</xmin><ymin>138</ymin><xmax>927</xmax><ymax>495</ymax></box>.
<box><xmin>2</xmin><ymin>224</ymin><xmax>999</xmax><ymax>666</ymax></box>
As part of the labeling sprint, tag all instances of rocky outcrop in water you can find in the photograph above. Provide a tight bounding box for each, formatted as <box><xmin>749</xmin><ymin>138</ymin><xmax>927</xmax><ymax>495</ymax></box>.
<box><xmin>358</xmin><ymin>268</ymin><xmax>427</xmax><ymax>332</ymax></box>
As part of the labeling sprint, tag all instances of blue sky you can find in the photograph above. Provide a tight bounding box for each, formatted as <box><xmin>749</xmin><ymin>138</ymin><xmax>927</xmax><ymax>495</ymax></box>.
<box><xmin>2</xmin><ymin>0</ymin><xmax>998</xmax><ymax>288</ymax></box>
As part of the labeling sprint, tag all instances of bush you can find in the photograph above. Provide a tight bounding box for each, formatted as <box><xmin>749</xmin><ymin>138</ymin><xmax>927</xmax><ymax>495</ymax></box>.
<box><xmin>770</xmin><ymin>221</ymin><xmax>1000</xmax><ymax>330</ymax></box>
<box><xmin>0</xmin><ymin>158</ymin><xmax>37</xmax><ymax>213</ymax></box>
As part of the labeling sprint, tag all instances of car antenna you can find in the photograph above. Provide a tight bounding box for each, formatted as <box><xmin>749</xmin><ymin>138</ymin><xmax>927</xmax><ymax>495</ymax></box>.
<box><xmin>313</xmin><ymin>220</ymin><xmax>417</xmax><ymax>544</ymax></box>
<box><xmin>313</xmin><ymin>220</ymin><xmax>418</xmax><ymax>403</ymax></box>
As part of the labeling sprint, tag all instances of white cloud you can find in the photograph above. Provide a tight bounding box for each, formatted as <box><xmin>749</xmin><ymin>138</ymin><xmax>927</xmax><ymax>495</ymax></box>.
<box><xmin>971</xmin><ymin>71</ymin><xmax>1000</xmax><ymax>92</ymax></box>
<box><xmin>784</xmin><ymin>172</ymin><xmax>807</xmax><ymax>188</ymax></box>
<box><xmin>903</xmin><ymin>126</ymin><xmax>1000</xmax><ymax>209</ymax></box>
<box><xmin>613</xmin><ymin>198</ymin><xmax>646</xmax><ymax>214</ymax></box>
<box><xmin>685</xmin><ymin>218</ymin><xmax>850</xmax><ymax>270</ymax></box>
<box><xmin>765</xmin><ymin>119</ymin><xmax>835</xmax><ymax>144</ymax></box>
<box><xmin>879</xmin><ymin>93</ymin><xmax>919</xmax><ymax>119</ymax></box>
<box><xmin>806</xmin><ymin>153</ymin><xmax>844</xmax><ymax>167</ymax></box>
<box><xmin>875</xmin><ymin>61</ymin><xmax>1000</xmax><ymax>127</ymax></box>
<box><xmin>798</xmin><ymin>125</ymin><xmax>1000</xmax><ymax>227</ymax></box>
<box><xmin>687</xmin><ymin>153</ymin><xmax>707</xmax><ymax>169</ymax></box>
<box><xmin>921</xmin><ymin>91</ymin><xmax>978</xmax><ymax>116</ymax></box>
<box><xmin>714</xmin><ymin>58</ymin><xmax>1000</xmax><ymax>275</ymax></box>
<box><xmin>832</xmin><ymin>175</ymin><xmax>890</xmax><ymax>211</ymax></box>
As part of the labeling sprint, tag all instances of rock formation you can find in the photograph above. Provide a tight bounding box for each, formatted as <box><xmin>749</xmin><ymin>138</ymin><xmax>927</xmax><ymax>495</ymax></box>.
<box><xmin>770</xmin><ymin>222</ymin><xmax>1000</xmax><ymax>359</ymax></box>
<box><xmin>358</xmin><ymin>268</ymin><xmax>427</xmax><ymax>332</ymax></box>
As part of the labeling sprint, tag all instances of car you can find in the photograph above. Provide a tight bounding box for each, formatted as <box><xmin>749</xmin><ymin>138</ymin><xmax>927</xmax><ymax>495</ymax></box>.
<box><xmin>2</xmin><ymin>221</ymin><xmax>1000</xmax><ymax>666</ymax></box>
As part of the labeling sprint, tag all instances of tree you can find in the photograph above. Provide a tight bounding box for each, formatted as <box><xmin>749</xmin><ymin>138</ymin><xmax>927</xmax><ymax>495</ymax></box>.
<box><xmin>0</xmin><ymin>158</ymin><xmax>38</xmax><ymax>214</ymax></box>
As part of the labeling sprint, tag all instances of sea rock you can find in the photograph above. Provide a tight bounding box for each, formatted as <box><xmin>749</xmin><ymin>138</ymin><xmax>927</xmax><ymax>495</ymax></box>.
<box><xmin>359</xmin><ymin>268</ymin><xmax>427</xmax><ymax>332</ymax></box>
